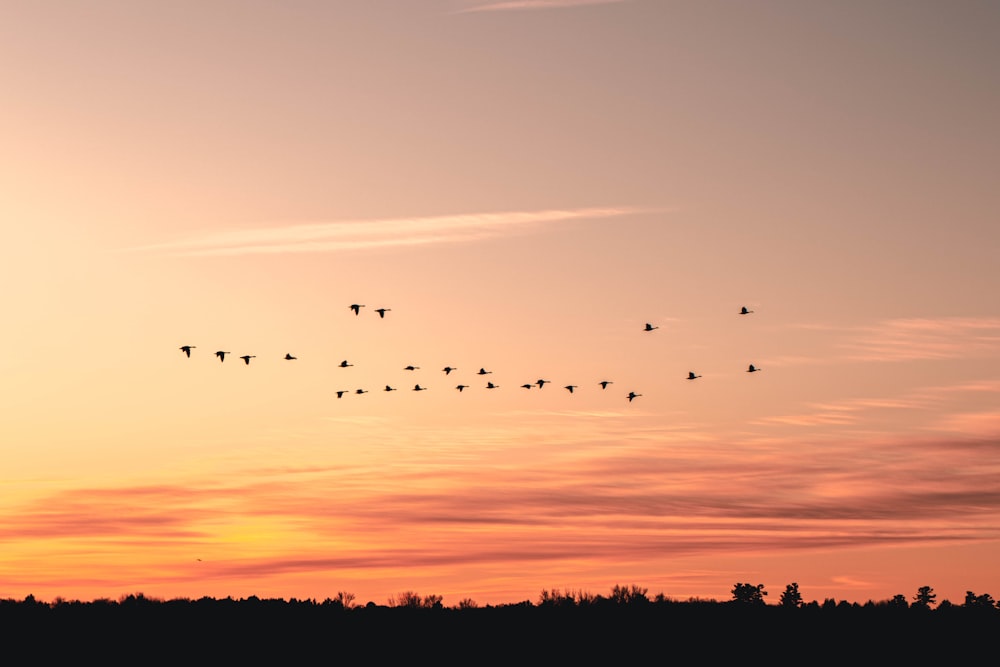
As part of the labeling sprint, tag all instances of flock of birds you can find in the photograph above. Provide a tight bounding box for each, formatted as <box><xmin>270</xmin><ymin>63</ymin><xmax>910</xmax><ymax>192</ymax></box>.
<box><xmin>178</xmin><ymin>304</ymin><xmax>760</xmax><ymax>403</ymax></box>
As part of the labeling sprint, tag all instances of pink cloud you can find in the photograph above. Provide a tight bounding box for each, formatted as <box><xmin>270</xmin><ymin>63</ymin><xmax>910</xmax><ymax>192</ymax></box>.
<box><xmin>3</xmin><ymin>430</ymin><xmax>998</xmax><ymax>598</ymax></box>
<box><xmin>458</xmin><ymin>0</ymin><xmax>628</xmax><ymax>13</ymax></box>
<box><xmin>843</xmin><ymin>317</ymin><xmax>1000</xmax><ymax>362</ymax></box>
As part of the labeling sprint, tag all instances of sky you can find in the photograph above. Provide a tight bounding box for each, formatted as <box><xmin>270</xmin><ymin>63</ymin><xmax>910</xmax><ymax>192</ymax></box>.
<box><xmin>1</xmin><ymin>0</ymin><xmax>999</xmax><ymax>607</ymax></box>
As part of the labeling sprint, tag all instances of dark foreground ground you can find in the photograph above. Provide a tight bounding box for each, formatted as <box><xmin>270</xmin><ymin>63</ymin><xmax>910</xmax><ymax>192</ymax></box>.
<box><xmin>2</xmin><ymin>598</ymin><xmax>996</xmax><ymax>662</ymax></box>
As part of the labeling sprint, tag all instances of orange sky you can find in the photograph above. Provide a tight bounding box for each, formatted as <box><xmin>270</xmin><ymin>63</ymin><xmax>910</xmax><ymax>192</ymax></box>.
<box><xmin>2</xmin><ymin>0</ymin><xmax>999</xmax><ymax>606</ymax></box>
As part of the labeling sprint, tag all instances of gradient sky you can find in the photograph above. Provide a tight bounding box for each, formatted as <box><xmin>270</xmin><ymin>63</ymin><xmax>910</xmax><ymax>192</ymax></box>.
<box><xmin>2</xmin><ymin>0</ymin><xmax>999</xmax><ymax>606</ymax></box>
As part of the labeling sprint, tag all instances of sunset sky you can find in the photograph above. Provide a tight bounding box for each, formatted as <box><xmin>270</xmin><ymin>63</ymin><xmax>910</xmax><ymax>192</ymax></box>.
<box><xmin>2</xmin><ymin>0</ymin><xmax>999</xmax><ymax>607</ymax></box>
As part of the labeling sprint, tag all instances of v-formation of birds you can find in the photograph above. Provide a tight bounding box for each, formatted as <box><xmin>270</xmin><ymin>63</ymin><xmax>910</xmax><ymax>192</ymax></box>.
<box><xmin>179</xmin><ymin>305</ymin><xmax>760</xmax><ymax>402</ymax></box>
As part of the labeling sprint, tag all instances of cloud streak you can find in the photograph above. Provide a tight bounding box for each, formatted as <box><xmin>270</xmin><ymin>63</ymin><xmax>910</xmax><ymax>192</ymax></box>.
<box><xmin>842</xmin><ymin>317</ymin><xmax>1000</xmax><ymax>362</ymax></box>
<box><xmin>457</xmin><ymin>0</ymin><xmax>628</xmax><ymax>13</ymax></box>
<box><xmin>135</xmin><ymin>207</ymin><xmax>646</xmax><ymax>257</ymax></box>
<box><xmin>3</xmin><ymin>428</ymin><xmax>1000</xmax><ymax>602</ymax></box>
<box><xmin>4</xmin><ymin>432</ymin><xmax>999</xmax><ymax>556</ymax></box>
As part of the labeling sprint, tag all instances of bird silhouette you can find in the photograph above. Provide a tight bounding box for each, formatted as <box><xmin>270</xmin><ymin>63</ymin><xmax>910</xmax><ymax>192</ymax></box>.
<box><xmin>215</xmin><ymin>351</ymin><xmax>231</xmax><ymax>362</ymax></box>
<box><xmin>747</xmin><ymin>364</ymin><xmax>760</xmax><ymax>373</ymax></box>
<box><xmin>336</xmin><ymin>390</ymin><xmax>348</xmax><ymax>398</ymax></box>
<box><xmin>385</xmin><ymin>385</ymin><xmax>397</xmax><ymax>392</ymax></box>
<box><xmin>687</xmin><ymin>371</ymin><xmax>701</xmax><ymax>380</ymax></box>
<box><xmin>339</xmin><ymin>360</ymin><xmax>354</xmax><ymax>368</ymax></box>
<box><xmin>240</xmin><ymin>355</ymin><xmax>256</xmax><ymax>365</ymax></box>
<box><xmin>456</xmin><ymin>384</ymin><xmax>469</xmax><ymax>392</ymax></box>
<box><xmin>536</xmin><ymin>379</ymin><xmax>550</xmax><ymax>388</ymax></box>
<box><xmin>644</xmin><ymin>323</ymin><xmax>659</xmax><ymax>332</ymax></box>
<box><xmin>355</xmin><ymin>388</ymin><xmax>368</xmax><ymax>395</ymax></box>
<box><xmin>486</xmin><ymin>382</ymin><xmax>499</xmax><ymax>389</ymax></box>
<box><xmin>404</xmin><ymin>365</ymin><xmax>420</xmax><ymax>371</ymax></box>
<box><xmin>565</xmin><ymin>385</ymin><xmax>577</xmax><ymax>393</ymax></box>
<box><xmin>740</xmin><ymin>306</ymin><xmax>754</xmax><ymax>315</ymax></box>
<box><xmin>179</xmin><ymin>345</ymin><xmax>195</xmax><ymax>357</ymax></box>
<box><xmin>599</xmin><ymin>380</ymin><xmax>613</xmax><ymax>389</ymax></box>
<box><xmin>627</xmin><ymin>391</ymin><xmax>642</xmax><ymax>402</ymax></box>
<box><xmin>477</xmin><ymin>368</ymin><xmax>492</xmax><ymax>375</ymax></box>
<box><xmin>349</xmin><ymin>304</ymin><xmax>365</xmax><ymax>315</ymax></box>
<box><xmin>442</xmin><ymin>366</ymin><xmax>456</xmax><ymax>375</ymax></box>
<box><xmin>521</xmin><ymin>383</ymin><xmax>533</xmax><ymax>389</ymax></box>
<box><xmin>375</xmin><ymin>308</ymin><xmax>391</xmax><ymax>318</ymax></box>
<box><xmin>284</xmin><ymin>353</ymin><xmax>297</xmax><ymax>360</ymax></box>
<box><xmin>413</xmin><ymin>384</ymin><xmax>427</xmax><ymax>391</ymax></box>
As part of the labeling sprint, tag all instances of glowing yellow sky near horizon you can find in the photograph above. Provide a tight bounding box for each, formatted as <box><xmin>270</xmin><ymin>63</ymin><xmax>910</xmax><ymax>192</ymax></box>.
<box><xmin>1</xmin><ymin>0</ymin><xmax>999</xmax><ymax>606</ymax></box>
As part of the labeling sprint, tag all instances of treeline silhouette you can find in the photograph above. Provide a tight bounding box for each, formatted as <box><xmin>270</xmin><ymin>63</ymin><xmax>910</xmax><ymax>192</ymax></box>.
<box><xmin>2</xmin><ymin>584</ymin><xmax>996</xmax><ymax>661</ymax></box>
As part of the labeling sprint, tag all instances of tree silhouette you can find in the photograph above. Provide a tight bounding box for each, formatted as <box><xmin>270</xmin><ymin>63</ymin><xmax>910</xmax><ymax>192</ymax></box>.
<box><xmin>333</xmin><ymin>591</ymin><xmax>356</xmax><ymax>609</ymax></box>
<box><xmin>889</xmin><ymin>594</ymin><xmax>909</xmax><ymax>608</ymax></box>
<box><xmin>779</xmin><ymin>582</ymin><xmax>803</xmax><ymax>608</ymax></box>
<box><xmin>538</xmin><ymin>589</ymin><xmax>576</xmax><ymax>607</ymax></box>
<box><xmin>963</xmin><ymin>591</ymin><xmax>996</xmax><ymax>610</ymax></box>
<box><xmin>388</xmin><ymin>591</ymin><xmax>424</xmax><ymax>608</ymax></box>
<box><xmin>731</xmin><ymin>582</ymin><xmax>767</xmax><ymax>605</ymax></box>
<box><xmin>610</xmin><ymin>584</ymin><xmax>649</xmax><ymax>605</ymax></box>
<box><xmin>912</xmin><ymin>586</ymin><xmax>937</xmax><ymax>610</ymax></box>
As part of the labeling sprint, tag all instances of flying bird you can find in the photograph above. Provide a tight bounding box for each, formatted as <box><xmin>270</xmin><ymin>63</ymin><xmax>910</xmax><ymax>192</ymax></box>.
<box><xmin>521</xmin><ymin>384</ymin><xmax>533</xmax><ymax>390</ymax></box>
<box><xmin>413</xmin><ymin>384</ymin><xmax>427</xmax><ymax>391</ymax></box>
<box><xmin>336</xmin><ymin>390</ymin><xmax>348</xmax><ymax>398</ymax></box>
<box><xmin>644</xmin><ymin>323</ymin><xmax>659</xmax><ymax>332</ymax></box>
<box><xmin>349</xmin><ymin>304</ymin><xmax>365</xmax><ymax>315</ymax></box>
<box><xmin>599</xmin><ymin>380</ymin><xmax>613</xmax><ymax>389</ymax></box>
<box><xmin>477</xmin><ymin>368</ymin><xmax>492</xmax><ymax>375</ymax></box>
<box><xmin>486</xmin><ymin>382</ymin><xmax>499</xmax><ymax>389</ymax></box>
<box><xmin>375</xmin><ymin>308</ymin><xmax>391</xmax><ymax>318</ymax></box>
<box><xmin>627</xmin><ymin>391</ymin><xmax>642</xmax><ymax>402</ymax></box>
<box><xmin>536</xmin><ymin>379</ymin><xmax>550</xmax><ymax>389</ymax></box>
<box><xmin>240</xmin><ymin>355</ymin><xmax>256</xmax><ymax>365</ymax></box>
<box><xmin>747</xmin><ymin>364</ymin><xmax>760</xmax><ymax>373</ymax></box>
<box><xmin>284</xmin><ymin>353</ymin><xmax>297</xmax><ymax>360</ymax></box>
<box><xmin>442</xmin><ymin>366</ymin><xmax>457</xmax><ymax>375</ymax></box>
<box><xmin>339</xmin><ymin>360</ymin><xmax>354</xmax><ymax>368</ymax></box>
<box><xmin>456</xmin><ymin>384</ymin><xmax>469</xmax><ymax>392</ymax></box>
<box><xmin>215</xmin><ymin>351</ymin><xmax>231</xmax><ymax>362</ymax></box>
<box><xmin>404</xmin><ymin>365</ymin><xmax>420</xmax><ymax>371</ymax></box>
<box><xmin>355</xmin><ymin>388</ymin><xmax>368</xmax><ymax>395</ymax></box>
<box><xmin>740</xmin><ymin>306</ymin><xmax>754</xmax><ymax>315</ymax></box>
<box><xmin>385</xmin><ymin>385</ymin><xmax>397</xmax><ymax>392</ymax></box>
<box><xmin>179</xmin><ymin>345</ymin><xmax>195</xmax><ymax>357</ymax></box>
<box><xmin>565</xmin><ymin>385</ymin><xmax>577</xmax><ymax>393</ymax></box>
<box><xmin>687</xmin><ymin>372</ymin><xmax>701</xmax><ymax>380</ymax></box>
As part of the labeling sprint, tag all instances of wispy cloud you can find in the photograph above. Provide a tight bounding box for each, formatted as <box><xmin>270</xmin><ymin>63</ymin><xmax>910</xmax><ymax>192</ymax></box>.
<box><xmin>457</xmin><ymin>0</ymin><xmax>628</xmax><ymax>13</ymax></box>
<box><xmin>928</xmin><ymin>410</ymin><xmax>1000</xmax><ymax>437</ymax></box>
<box><xmin>751</xmin><ymin>380</ymin><xmax>1000</xmax><ymax>432</ymax></box>
<box><xmin>3</xmin><ymin>429</ymin><xmax>1000</xmax><ymax>601</ymax></box>
<box><xmin>842</xmin><ymin>317</ymin><xmax>1000</xmax><ymax>362</ymax></box>
<box><xmin>753</xmin><ymin>317</ymin><xmax>1000</xmax><ymax>369</ymax></box>
<box><xmin>133</xmin><ymin>207</ymin><xmax>647</xmax><ymax>257</ymax></box>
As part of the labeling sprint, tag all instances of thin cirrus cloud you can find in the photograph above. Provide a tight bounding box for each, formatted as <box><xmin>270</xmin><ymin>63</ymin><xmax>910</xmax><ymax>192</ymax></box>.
<box><xmin>457</xmin><ymin>0</ymin><xmax>629</xmax><ymax>13</ymax></box>
<box><xmin>758</xmin><ymin>396</ymin><xmax>929</xmax><ymax>428</ymax></box>
<box><xmin>752</xmin><ymin>380</ymin><xmax>1000</xmax><ymax>434</ymax></box>
<box><xmin>6</xmin><ymin>433</ymin><xmax>999</xmax><ymax>549</ymax></box>
<box><xmin>928</xmin><ymin>410</ymin><xmax>1000</xmax><ymax>437</ymax></box>
<box><xmin>759</xmin><ymin>317</ymin><xmax>1000</xmax><ymax>368</ymax></box>
<box><xmin>135</xmin><ymin>206</ymin><xmax>646</xmax><ymax>257</ymax></box>
<box><xmin>842</xmin><ymin>317</ymin><xmax>1000</xmax><ymax>362</ymax></box>
<box><xmin>3</xmin><ymin>431</ymin><xmax>999</xmax><ymax>598</ymax></box>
